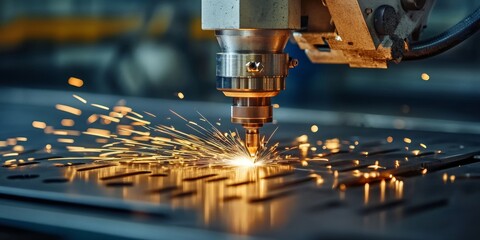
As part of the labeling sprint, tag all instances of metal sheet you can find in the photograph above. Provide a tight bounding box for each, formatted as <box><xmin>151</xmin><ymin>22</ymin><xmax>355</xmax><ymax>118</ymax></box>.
<box><xmin>0</xmin><ymin>88</ymin><xmax>479</xmax><ymax>239</ymax></box>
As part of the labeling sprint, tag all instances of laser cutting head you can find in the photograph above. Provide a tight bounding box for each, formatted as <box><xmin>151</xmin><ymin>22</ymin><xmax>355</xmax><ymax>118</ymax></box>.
<box><xmin>215</xmin><ymin>30</ymin><xmax>298</xmax><ymax>156</ymax></box>
<box><xmin>201</xmin><ymin>0</ymin><xmax>301</xmax><ymax>156</ymax></box>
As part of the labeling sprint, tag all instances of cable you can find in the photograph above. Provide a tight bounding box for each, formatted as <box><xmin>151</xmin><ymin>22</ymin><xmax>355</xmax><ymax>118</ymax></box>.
<box><xmin>403</xmin><ymin>7</ymin><xmax>480</xmax><ymax>60</ymax></box>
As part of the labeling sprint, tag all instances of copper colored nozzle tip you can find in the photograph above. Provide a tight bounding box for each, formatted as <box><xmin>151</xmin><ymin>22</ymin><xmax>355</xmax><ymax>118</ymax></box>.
<box><xmin>245</xmin><ymin>128</ymin><xmax>260</xmax><ymax>157</ymax></box>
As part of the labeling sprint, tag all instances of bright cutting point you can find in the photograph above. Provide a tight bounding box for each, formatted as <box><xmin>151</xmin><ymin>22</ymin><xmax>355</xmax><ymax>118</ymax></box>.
<box><xmin>228</xmin><ymin>156</ymin><xmax>258</xmax><ymax>167</ymax></box>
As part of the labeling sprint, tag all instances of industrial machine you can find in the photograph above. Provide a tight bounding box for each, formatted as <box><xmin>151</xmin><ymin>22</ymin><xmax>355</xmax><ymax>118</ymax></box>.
<box><xmin>201</xmin><ymin>0</ymin><xmax>480</xmax><ymax>157</ymax></box>
<box><xmin>1</xmin><ymin>1</ymin><xmax>480</xmax><ymax>239</ymax></box>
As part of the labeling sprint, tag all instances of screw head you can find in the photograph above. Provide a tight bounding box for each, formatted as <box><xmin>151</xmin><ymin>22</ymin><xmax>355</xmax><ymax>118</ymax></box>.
<box><xmin>365</xmin><ymin>8</ymin><xmax>373</xmax><ymax>15</ymax></box>
<box><xmin>288</xmin><ymin>58</ymin><xmax>299</xmax><ymax>68</ymax></box>
<box><xmin>245</xmin><ymin>61</ymin><xmax>263</xmax><ymax>73</ymax></box>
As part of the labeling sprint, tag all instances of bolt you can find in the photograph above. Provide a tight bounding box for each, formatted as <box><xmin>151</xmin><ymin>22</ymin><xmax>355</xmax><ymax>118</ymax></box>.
<box><xmin>288</xmin><ymin>58</ymin><xmax>299</xmax><ymax>69</ymax></box>
<box><xmin>245</xmin><ymin>61</ymin><xmax>263</xmax><ymax>73</ymax></box>
<box><xmin>365</xmin><ymin>8</ymin><xmax>373</xmax><ymax>15</ymax></box>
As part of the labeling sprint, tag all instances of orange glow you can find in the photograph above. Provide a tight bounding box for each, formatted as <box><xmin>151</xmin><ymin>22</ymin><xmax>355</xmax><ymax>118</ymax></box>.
<box><xmin>32</xmin><ymin>121</ymin><xmax>47</xmax><ymax>129</ymax></box>
<box><xmin>58</xmin><ymin>138</ymin><xmax>75</xmax><ymax>144</ymax></box>
<box><xmin>177</xmin><ymin>92</ymin><xmax>185</xmax><ymax>99</ymax></box>
<box><xmin>56</xmin><ymin>104</ymin><xmax>82</xmax><ymax>116</ymax></box>
<box><xmin>68</xmin><ymin>77</ymin><xmax>84</xmax><ymax>87</ymax></box>
<box><xmin>61</xmin><ymin>119</ymin><xmax>75</xmax><ymax>127</ymax></box>
<box><xmin>421</xmin><ymin>73</ymin><xmax>430</xmax><ymax>81</ymax></box>
<box><xmin>84</xmin><ymin>128</ymin><xmax>111</xmax><ymax>138</ymax></box>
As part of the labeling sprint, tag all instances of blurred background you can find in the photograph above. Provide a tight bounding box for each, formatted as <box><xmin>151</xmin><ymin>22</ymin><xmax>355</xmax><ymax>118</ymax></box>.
<box><xmin>0</xmin><ymin>0</ymin><xmax>479</xmax><ymax>122</ymax></box>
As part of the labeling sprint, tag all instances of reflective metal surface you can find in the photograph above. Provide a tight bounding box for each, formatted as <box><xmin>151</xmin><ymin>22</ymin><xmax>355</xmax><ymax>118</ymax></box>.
<box><xmin>216</xmin><ymin>53</ymin><xmax>289</xmax><ymax>79</ymax></box>
<box><xmin>0</xmin><ymin>89</ymin><xmax>479</xmax><ymax>239</ymax></box>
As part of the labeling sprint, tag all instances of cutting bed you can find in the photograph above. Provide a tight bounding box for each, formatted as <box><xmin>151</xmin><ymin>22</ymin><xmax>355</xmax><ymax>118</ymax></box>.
<box><xmin>0</xmin><ymin>89</ymin><xmax>479</xmax><ymax>240</ymax></box>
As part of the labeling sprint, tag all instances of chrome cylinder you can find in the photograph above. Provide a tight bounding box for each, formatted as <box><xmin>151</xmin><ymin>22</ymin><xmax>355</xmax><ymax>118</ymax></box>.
<box><xmin>215</xmin><ymin>29</ymin><xmax>294</xmax><ymax>126</ymax></box>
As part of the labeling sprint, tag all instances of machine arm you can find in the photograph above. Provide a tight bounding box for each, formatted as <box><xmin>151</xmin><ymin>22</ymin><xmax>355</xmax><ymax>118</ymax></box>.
<box><xmin>201</xmin><ymin>0</ymin><xmax>480</xmax><ymax>157</ymax></box>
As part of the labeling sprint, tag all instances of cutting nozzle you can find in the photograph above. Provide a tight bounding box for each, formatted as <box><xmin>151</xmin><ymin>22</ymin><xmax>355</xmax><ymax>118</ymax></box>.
<box><xmin>244</xmin><ymin>127</ymin><xmax>260</xmax><ymax>157</ymax></box>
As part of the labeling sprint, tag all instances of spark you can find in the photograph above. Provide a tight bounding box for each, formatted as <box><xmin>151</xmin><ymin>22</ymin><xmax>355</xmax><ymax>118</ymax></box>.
<box><xmin>109</xmin><ymin>112</ymin><xmax>123</xmax><ymax>118</ymax></box>
<box><xmin>421</xmin><ymin>73</ymin><xmax>430</xmax><ymax>81</ymax></box>
<box><xmin>56</xmin><ymin>104</ymin><xmax>82</xmax><ymax>116</ymax></box>
<box><xmin>99</xmin><ymin>115</ymin><xmax>120</xmax><ymax>123</ymax></box>
<box><xmin>91</xmin><ymin>103</ymin><xmax>109</xmax><ymax>111</ymax></box>
<box><xmin>53</xmin><ymin>130</ymin><xmax>69</xmax><ymax>136</ymax></box>
<box><xmin>325</xmin><ymin>138</ymin><xmax>340</xmax><ymax>150</ymax></box>
<box><xmin>296</xmin><ymin>135</ymin><xmax>308</xmax><ymax>143</ymax></box>
<box><xmin>310</xmin><ymin>173</ymin><xmax>324</xmax><ymax>185</ymax></box>
<box><xmin>130</xmin><ymin>111</ymin><xmax>144</xmax><ymax>118</ymax></box>
<box><xmin>368</xmin><ymin>162</ymin><xmax>385</xmax><ymax>170</ymax></box>
<box><xmin>310</xmin><ymin>125</ymin><xmax>318</xmax><ymax>133</ymax></box>
<box><xmin>87</xmin><ymin>114</ymin><xmax>99</xmax><ymax>124</ymax></box>
<box><xmin>125</xmin><ymin>115</ymin><xmax>150</xmax><ymax>125</ymax></box>
<box><xmin>450</xmin><ymin>175</ymin><xmax>456</xmax><ymax>183</ymax></box>
<box><xmin>96</xmin><ymin>138</ymin><xmax>109</xmax><ymax>144</ymax></box>
<box><xmin>177</xmin><ymin>92</ymin><xmax>185</xmax><ymax>99</ymax></box>
<box><xmin>403</xmin><ymin>138</ymin><xmax>412</xmax><ymax>144</ymax></box>
<box><xmin>30</xmin><ymin>94</ymin><xmax>289</xmax><ymax>169</ymax></box>
<box><xmin>41</xmin><ymin>128</ymin><xmax>51</xmax><ymax>134</ymax></box>
<box><xmin>61</xmin><ymin>119</ymin><xmax>75</xmax><ymax>127</ymax></box>
<box><xmin>113</xmin><ymin>106</ymin><xmax>132</xmax><ymax>114</ymax></box>
<box><xmin>4</xmin><ymin>159</ymin><xmax>16</xmax><ymax>165</ymax></box>
<box><xmin>144</xmin><ymin>111</ymin><xmax>156</xmax><ymax>118</ymax></box>
<box><xmin>58</xmin><ymin>138</ymin><xmax>75</xmax><ymax>144</ymax></box>
<box><xmin>7</xmin><ymin>138</ymin><xmax>16</xmax><ymax>145</ymax></box>
<box><xmin>83</xmin><ymin>128</ymin><xmax>112</xmax><ymax>138</ymax></box>
<box><xmin>68</xmin><ymin>77</ymin><xmax>84</xmax><ymax>87</ymax></box>
<box><xmin>442</xmin><ymin>173</ymin><xmax>448</xmax><ymax>183</ymax></box>
<box><xmin>13</xmin><ymin>145</ymin><xmax>24</xmax><ymax>152</ymax></box>
<box><xmin>3</xmin><ymin>152</ymin><xmax>18</xmax><ymax>157</ymax></box>
<box><xmin>73</xmin><ymin>94</ymin><xmax>87</xmax><ymax>104</ymax></box>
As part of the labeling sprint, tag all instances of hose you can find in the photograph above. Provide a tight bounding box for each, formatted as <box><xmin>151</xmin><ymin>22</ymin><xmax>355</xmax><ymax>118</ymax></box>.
<box><xmin>403</xmin><ymin>7</ymin><xmax>480</xmax><ymax>60</ymax></box>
